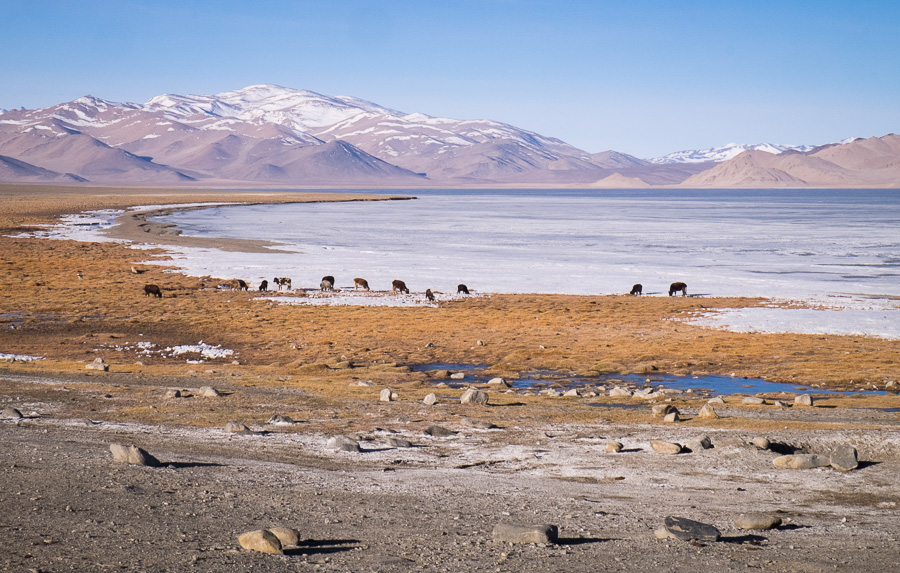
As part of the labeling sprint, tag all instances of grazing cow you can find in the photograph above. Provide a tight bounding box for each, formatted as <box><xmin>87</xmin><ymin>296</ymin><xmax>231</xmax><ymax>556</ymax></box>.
<box><xmin>353</xmin><ymin>277</ymin><xmax>370</xmax><ymax>291</ymax></box>
<box><xmin>630</xmin><ymin>283</ymin><xmax>643</xmax><ymax>296</ymax></box>
<box><xmin>669</xmin><ymin>282</ymin><xmax>688</xmax><ymax>297</ymax></box>
<box><xmin>320</xmin><ymin>276</ymin><xmax>335</xmax><ymax>291</ymax></box>
<box><xmin>392</xmin><ymin>279</ymin><xmax>409</xmax><ymax>294</ymax></box>
<box><xmin>457</xmin><ymin>284</ymin><xmax>470</xmax><ymax>295</ymax></box>
<box><xmin>425</xmin><ymin>289</ymin><xmax>435</xmax><ymax>302</ymax></box>
<box><xmin>259</xmin><ymin>280</ymin><xmax>268</xmax><ymax>292</ymax></box>
<box><xmin>234</xmin><ymin>279</ymin><xmax>249</xmax><ymax>291</ymax></box>
<box><xmin>143</xmin><ymin>284</ymin><xmax>162</xmax><ymax>298</ymax></box>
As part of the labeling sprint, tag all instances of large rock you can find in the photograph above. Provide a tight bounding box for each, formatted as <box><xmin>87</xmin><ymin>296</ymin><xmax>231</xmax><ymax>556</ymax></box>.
<box><xmin>268</xmin><ymin>415</ymin><xmax>295</xmax><ymax>425</ymax></box>
<box><xmin>199</xmin><ymin>386</ymin><xmax>221</xmax><ymax>397</ymax></box>
<box><xmin>379</xmin><ymin>388</ymin><xmax>393</xmax><ymax>402</ymax></box>
<box><xmin>1</xmin><ymin>407</ymin><xmax>23</xmax><ymax>419</ymax></box>
<box><xmin>492</xmin><ymin>523</ymin><xmax>558</xmax><ymax>545</ymax></box>
<box><xmin>609</xmin><ymin>387</ymin><xmax>633</xmax><ymax>397</ymax></box>
<box><xmin>267</xmin><ymin>527</ymin><xmax>300</xmax><ymax>547</ymax></box>
<box><xmin>86</xmin><ymin>358</ymin><xmax>109</xmax><ymax>371</ymax></box>
<box><xmin>163</xmin><ymin>389</ymin><xmax>182</xmax><ymax>399</ymax></box>
<box><xmin>326</xmin><ymin>435</ymin><xmax>361</xmax><ymax>452</ymax></box>
<box><xmin>388</xmin><ymin>437</ymin><xmax>413</xmax><ymax>448</ymax></box>
<box><xmin>794</xmin><ymin>394</ymin><xmax>813</xmax><ymax>407</ymax></box>
<box><xmin>742</xmin><ymin>397</ymin><xmax>766</xmax><ymax>405</ymax></box>
<box><xmin>663</xmin><ymin>411</ymin><xmax>680</xmax><ymax>423</ymax></box>
<box><xmin>773</xmin><ymin>454</ymin><xmax>831</xmax><ymax>469</ymax></box>
<box><xmin>829</xmin><ymin>445</ymin><xmax>859</xmax><ymax>471</ymax></box>
<box><xmin>487</xmin><ymin>377</ymin><xmax>510</xmax><ymax>388</ymax></box>
<box><xmin>750</xmin><ymin>437</ymin><xmax>771</xmax><ymax>450</ymax></box>
<box><xmin>663</xmin><ymin>516</ymin><xmax>721</xmax><ymax>542</ymax></box>
<box><xmin>605</xmin><ymin>441</ymin><xmax>623</xmax><ymax>453</ymax></box>
<box><xmin>109</xmin><ymin>443</ymin><xmax>160</xmax><ymax>467</ymax></box>
<box><xmin>685</xmin><ymin>435</ymin><xmax>712</xmax><ymax>453</ymax></box>
<box><xmin>423</xmin><ymin>393</ymin><xmax>437</xmax><ymax>405</ymax></box>
<box><xmin>651</xmin><ymin>404</ymin><xmax>677</xmax><ymax>418</ymax></box>
<box><xmin>425</xmin><ymin>425</ymin><xmax>456</xmax><ymax>437</ymax></box>
<box><xmin>238</xmin><ymin>529</ymin><xmax>282</xmax><ymax>554</ymax></box>
<box><xmin>708</xmin><ymin>396</ymin><xmax>726</xmax><ymax>405</ymax></box>
<box><xmin>650</xmin><ymin>440</ymin><xmax>682</xmax><ymax>455</ymax></box>
<box><xmin>460</xmin><ymin>388</ymin><xmax>489</xmax><ymax>405</ymax></box>
<box><xmin>735</xmin><ymin>514</ymin><xmax>782</xmax><ymax>530</ymax></box>
<box><xmin>698</xmin><ymin>404</ymin><xmax>719</xmax><ymax>419</ymax></box>
<box><xmin>450</xmin><ymin>372</ymin><xmax>466</xmax><ymax>380</ymax></box>
<box><xmin>224</xmin><ymin>421</ymin><xmax>250</xmax><ymax>433</ymax></box>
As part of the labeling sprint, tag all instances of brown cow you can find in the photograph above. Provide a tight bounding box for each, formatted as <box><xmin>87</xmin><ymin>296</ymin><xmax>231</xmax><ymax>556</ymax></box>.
<box><xmin>669</xmin><ymin>282</ymin><xmax>687</xmax><ymax>297</ymax></box>
<box><xmin>630</xmin><ymin>283</ymin><xmax>643</xmax><ymax>296</ymax></box>
<box><xmin>392</xmin><ymin>279</ymin><xmax>409</xmax><ymax>294</ymax></box>
<box><xmin>425</xmin><ymin>289</ymin><xmax>435</xmax><ymax>302</ymax></box>
<box><xmin>234</xmin><ymin>279</ymin><xmax>249</xmax><ymax>291</ymax></box>
<box><xmin>353</xmin><ymin>277</ymin><xmax>370</xmax><ymax>291</ymax></box>
<box><xmin>143</xmin><ymin>284</ymin><xmax>162</xmax><ymax>298</ymax></box>
<box><xmin>457</xmin><ymin>284</ymin><xmax>470</xmax><ymax>295</ymax></box>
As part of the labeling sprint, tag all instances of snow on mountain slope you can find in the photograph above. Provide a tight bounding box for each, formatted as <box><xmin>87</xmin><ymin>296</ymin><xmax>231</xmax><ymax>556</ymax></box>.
<box><xmin>650</xmin><ymin>142</ymin><xmax>818</xmax><ymax>164</ymax></box>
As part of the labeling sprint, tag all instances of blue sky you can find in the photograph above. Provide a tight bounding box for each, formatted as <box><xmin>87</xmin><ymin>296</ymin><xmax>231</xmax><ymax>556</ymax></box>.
<box><xmin>2</xmin><ymin>0</ymin><xmax>897</xmax><ymax>157</ymax></box>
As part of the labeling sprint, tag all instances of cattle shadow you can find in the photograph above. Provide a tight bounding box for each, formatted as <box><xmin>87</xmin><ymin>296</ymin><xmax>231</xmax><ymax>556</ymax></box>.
<box><xmin>284</xmin><ymin>539</ymin><xmax>360</xmax><ymax>556</ymax></box>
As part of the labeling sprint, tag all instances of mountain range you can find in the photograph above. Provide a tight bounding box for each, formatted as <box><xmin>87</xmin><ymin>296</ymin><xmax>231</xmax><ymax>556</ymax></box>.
<box><xmin>0</xmin><ymin>84</ymin><xmax>897</xmax><ymax>188</ymax></box>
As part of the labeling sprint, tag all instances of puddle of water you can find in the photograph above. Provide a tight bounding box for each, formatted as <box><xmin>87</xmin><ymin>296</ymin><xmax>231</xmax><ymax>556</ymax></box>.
<box><xmin>412</xmin><ymin>363</ymin><xmax>886</xmax><ymax>396</ymax></box>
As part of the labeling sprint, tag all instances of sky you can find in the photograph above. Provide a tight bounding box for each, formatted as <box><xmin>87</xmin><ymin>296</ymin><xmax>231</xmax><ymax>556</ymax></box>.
<box><xmin>2</xmin><ymin>0</ymin><xmax>898</xmax><ymax>158</ymax></box>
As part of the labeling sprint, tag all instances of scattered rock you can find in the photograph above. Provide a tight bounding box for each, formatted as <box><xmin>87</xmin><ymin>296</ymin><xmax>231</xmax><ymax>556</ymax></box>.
<box><xmin>326</xmin><ymin>435</ymin><xmax>361</xmax><ymax>452</ymax></box>
<box><xmin>750</xmin><ymin>437</ymin><xmax>771</xmax><ymax>450</ymax></box>
<box><xmin>1</xmin><ymin>407</ymin><xmax>23</xmax><ymax>419</ymax></box>
<box><xmin>664</xmin><ymin>516</ymin><xmax>721</xmax><ymax>542</ymax></box>
<box><xmin>794</xmin><ymin>394</ymin><xmax>813</xmax><ymax>407</ymax></box>
<box><xmin>425</xmin><ymin>425</ymin><xmax>456</xmax><ymax>437</ymax></box>
<box><xmin>86</xmin><ymin>358</ymin><xmax>109</xmax><ymax>371</ymax></box>
<box><xmin>735</xmin><ymin>513</ymin><xmax>782</xmax><ymax>530</ymax></box>
<box><xmin>237</xmin><ymin>529</ymin><xmax>282</xmax><ymax>554</ymax></box>
<box><xmin>476</xmin><ymin>340</ymin><xmax>485</xmax><ymax>346</ymax></box>
<box><xmin>650</xmin><ymin>440</ymin><xmax>682</xmax><ymax>455</ymax></box>
<box><xmin>685</xmin><ymin>436</ymin><xmax>712</xmax><ymax>452</ymax></box>
<box><xmin>450</xmin><ymin>372</ymin><xmax>466</xmax><ymax>380</ymax></box>
<box><xmin>427</xmin><ymin>369</ymin><xmax>451</xmax><ymax>379</ymax></box>
<box><xmin>224</xmin><ymin>421</ymin><xmax>250</xmax><ymax>433</ymax></box>
<box><xmin>267</xmin><ymin>527</ymin><xmax>300</xmax><ymax>547</ymax></box>
<box><xmin>829</xmin><ymin>445</ymin><xmax>859</xmax><ymax>472</ymax></box>
<box><xmin>708</xmin><ymin>396</ymin><xmax>726</xmax><ymax>404</ymax></box>
<box><xmin>716</xmin><ymin>437</ymin><xmax>747</xmax><ymax>449</ymax></box>
<box><xmin>663</xmin><ymin>411</ymin><xmax>680</xmax><ymax>423</ymax></box>
<box><xmin>609</xmin><ymin>387</ymin><xmax>633</xmax><ymax>397</ymax></box>
<box><xmin>109</xmin><ymin>443</ymin><xmax>160</xmax><ymax>467</ymax></box>
<box><xmin>698</xmin><ymin>404</ymin><xmax>719</xmax><ymax>419</ymax></box>
<box><xmin>773</xmin><ymin>454</ymin><xmax>832</xmax><ymax>469</ymax></box>
<box><xmin>605</xmin><ymin>441</ymin><xmax>623</xmax><ymax>453</ymax></box>
<box><xmin>487</xmin><ymin>377</ymin><xmax>508</xmax><ymax>387</ymax></box>
<box><xmin>351</xmin><ymin>380</ymin><xmax>372</xmax><ymax>387</ymax></box>
<box><xmin>492</xmin><ymin>523</ymin><xmax>558</xmax><ymax>545</ymax></box>
<box><xmin>380</xmin><ymin>388</ymin><xmax>394</xmax><ymax>402</ymax></box>
<box><xmin>742</xmin><ymin>397</ymin><xmax>766</xmax><ymax>405</ymax></box>
<box><xmin>460</xmin><ymin>387</ymin><xmax>489</xmax><ymax>405</ymax></box>
<box><xmin>163</xmin><ymin>389</ymin><xmax>182</xmax><ymax>399</ymax></box>
<box><xmin>461</xmin><ymin>418</ymin><xmax>499</xmax><ymax>430</ymax></box>
<box><xmin>267</xmin><ymin>415</ymin><xmax>295</xmax><ymax>425</ymax></box>
<box><xmin>423</xmin><ymin>393</ymin><xmax>437</xmax><ymax>405</ymax></box>
<box><xmin>651</xmin><ymin>404</ymin><xmax>677</xmax><ymax>417</ymax></box>
<box><xmin>388</xmin><ymin>437</ymin><xmax>413</xmax><ymax>448</ymax></box>
<box><xmin>562</xmin><ymin>388</ymin><xmax>580</xmax><ymax>397</ymax></box>
<box><xmin>199</xmin><ymin>386</ymin><xmax>220</xmax><ymax>397</ymax></box>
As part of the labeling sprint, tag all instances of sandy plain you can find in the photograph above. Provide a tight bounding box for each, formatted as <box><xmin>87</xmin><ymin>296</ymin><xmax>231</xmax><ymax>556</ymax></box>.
<box><xmin>1</xmin><ymin>184</ymin><xmax>899</xmax><ymax>572</ymax></box>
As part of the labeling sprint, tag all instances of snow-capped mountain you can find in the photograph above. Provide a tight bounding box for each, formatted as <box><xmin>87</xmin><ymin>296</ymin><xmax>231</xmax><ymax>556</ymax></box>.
<box><xmin>650</xmin><ymin>142</ymin><xmax>819</xmax><ymax>164</ymax></box>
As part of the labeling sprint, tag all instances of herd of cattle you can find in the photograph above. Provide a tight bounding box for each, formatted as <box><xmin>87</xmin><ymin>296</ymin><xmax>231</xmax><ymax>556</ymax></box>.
<box><xmin>143</xmin><ymin>277</ymin><xmax>687</xmax><ymax>299</ymax></box>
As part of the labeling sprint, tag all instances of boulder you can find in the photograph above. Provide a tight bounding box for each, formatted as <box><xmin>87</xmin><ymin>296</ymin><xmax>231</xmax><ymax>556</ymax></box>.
<box><xmin>450</xmin><ymin>372</ymin><xmax>466</xmax><ymax>380</ymax></box>
<box><xmin>605</xmin><ymin>441</ymin><xmax>623</xmax><ymax>453</ymax></box>
<box><xmin>563</xmin><ymin>388</ymin><xmax>580</xmax><ymax>397</ymax></box>
<box><xmin>735</xmin><ymin>514</ymin><xmax>782</xmax><ymax>530</ymax></box>
<box><xmin>794</xmin><ymin>394</ymin><xmax>813</xmax><ymax>407</ymax></box>
<box><xmin>380</xmin><ymin>388</ymin><xmax>393</xmax><ymax>402</ymax></box>
<box><xmin>492</xmin><ymin>523</ymin><xmax>558</xmax><ymax>545</ymax></box>
<box><xmin>199</xmin><ymin>386</ymin><xmax>220</xmax><ymax>397</ymax></box>
<box><xmin>460</xmin><ymin>388</ymin><xmax>489</xmax><ymax>405</ymax></box>
<box><xmin>708</xmin><ymin>396</ymin><xmax>726</xmax><ymax>404</ymax></box>
<box><xmin>86</xmin><ymin>358</ymin><xmax>109</xmax><ymax>372</ymax></box>
<box><xmin>388</xmin><ymin>437</ymin><xmax>413</xmax><ymax>448</ymax></box>
<box><xmin>237</xmin><ymin>529</ymin><xmax>282</xmax><ymax>554</ymax></box>
<box><xmin>742</xmin><ymin>397</ymin><xmax>766</xmax><ymax>405</ymax></box>
<box><xmin>268</xmin><ymin>415</ymin><xmax>295</xmax><ymax>425</ymax></box>
<box><xmin>163</xmin><ymin>389</ymin><xmax>182</xmax><ymax>399</ymax></box>
<box><xmin>425</xmin><ymin>425</ymin><xmax>456</xmax><ymax>437</ymax></box>
<box><xmin>224</xmin><ymin>421</ymin><xmax>250</xmax><ymax>433</ymax></box>
<box><xmin>109</xmin><ymin>443</ymin><xmax>160</xmax><ymax>467</ymax></box>
<box><xmin>651</xmin><ymin>404</ymin><xmax>677</xmax><ymax>418</ymax></box>
<box><xmin>698</xmin><ymin>404</ymin><xmax>719</xmax><ymax>419</ymax></box>
<box><xmin>829</xmin><ymin>445</ymin><xmax>859</xmax><ymax>472</ymax></box>
<box><xmin>1</xmin><ymin>407</ymin><xmax>23</xmax><ymax>419</ymax></box>
<box><xmin>487</xmin><ymin>377</ymin><xmax>509</xmax><ymax>387</ymax></box>
<box><xmin>423</xmin><ymin>393</ymin><xmax>437</xmax><ymax>406</ymax></box>
<box><xmin>685</xmin><ymin>436</ymin><xmax>712</xmax><ymax>452</ymax></box>
<box><xmin>663</xmin><ymin>516</ymin><xmax>721</xmax><ymax>542</ymax></box>
<box><xmin>663</xmin><ymin>411</ymin><xmax>680</xmax><ymax>423</ymax></box>
<box><xmin>773</xmin><ymin>454</ymin><xmax>831</xmax><ymax>469</ymax></box>
<box><xmin>609</xmin><ymin>387</ymin><xmax>633</xmax><ymax>397</ymax></box>
<box><xmin>326</xmin><ymin>435</ymin><xmax>361</xmax><ymax>452</ymax></box>
<box><xmin>650</xmin><ymin>440</ymin><xmax>682</xmax><ymax>455</ymax></box>
<box><xmin>750</xmin><ymin>437</ymin><xmax>771</xmax><ymax>450</ymax></box>
<box><xmin>267</xmin><ymin>527</ymin><xmax>300</xmax><ymax>547</ymax></box>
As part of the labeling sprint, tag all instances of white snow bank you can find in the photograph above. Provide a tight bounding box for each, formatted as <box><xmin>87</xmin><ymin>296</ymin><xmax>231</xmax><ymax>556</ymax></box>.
<box><xmin>164</xmin><ymin>342</ymin><xmax>235</xmax><ymax>360</ymax></box>
<box><xmin>685</xmin><ymin>306</ymin><xmax>900</xmax><ymax>340</ymax></box>
<box><xmin>256</xmin><ymin>290</ymin><xmax>475</xmax><ymax>308</ymax></box>
<box><xmin>1</xmin><ymin>352</ymin><xmax>44</xmax><ymax>362</ymax></box>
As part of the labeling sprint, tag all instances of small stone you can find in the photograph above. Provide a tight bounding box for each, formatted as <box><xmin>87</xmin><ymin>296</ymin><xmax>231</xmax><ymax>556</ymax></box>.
<box><xmin>685</xmin><ymin>436</ymin><xmax>712</xmax><ymax>452</ymax></box>
<box><xmin>708</xmin><ymin>396</ymin><xmax>726</xmax><ymax>404</ymax></box>
<box><xmin>476</xmin><ymin>340</ymin><xmax>485</xmax><ymax>346</ymax></box>
<box><xmin>794</xmin><ymin>394</ymin><xmax>813</xmax><ymax>407</ymax></box>
<box><xmin>423</xmin><ymin>393</ymin><xmax>437</xmax><ymax>405</ymax></box>
<box><xmin>428</xmin><ymin>370</ymin><xmax>451</xmax><ymax>379</ymax></box>
<box><xmin>773</xmin><ymin>454</ymin><xmax>832</xmax><ymax>469</ymax></box>
<box><xmin>829</xmin><ymin>445</ymin><xmax>859</xmax><ymax>471</ymax></box>
<box><xmin>163</xmin><ymin>389</ymin><xmax>182</xmax><ymax>399</ymax></box>
<box><xmin>742</xmin><ymin>397</ymin><xmax>766</xmax><ymax>405</ymax></box>
<box><xmin>735</xmin><ymin>514</ymin><xmax>782</xmax><ymax>530</ymax></box>
<box><xmin>352</xmin><ymin>380</ymin><xmax>372</xmax><ymax>387</ymax></box>
<box><xmin>380</xmin><ymin>388</ymin><xmax>393</xmax><ymax>402</ymax></box>
<box><xmin>698</xmin><ymin>404</ymin><xmax>719</xmax><ymax>418</ymax></box>
<box><xmin>425</xmin><ymin>425</ymin><xmax>456</xmax><ymax>437</ymax></box>
<box><xmin>268</xmin><ymin>415</ymin><xmax>295</xmax><ymax>425</ymax></box>
<box><xmin>1</xmin><ymin>407</ymin><xmax>23</xmax><ymax>419</ymax></box>
<box><xmin>109</xmin><ymin>444</ymin><xmax>160</xmax><ymax>467</ymax></box>
<box><xmin>461</xmin><ymin>418</ymin><xmax>499</xmax><ymax>429</ymax></box>
<box><xmin>651</xmin><ymin>404</ymin><xmax>677</xmax><ymax>417</ymax></box>
<box><xmin>199</xmin><ymin>386</ymin><xmax>220</xmax><ymax>397</ymax></box>
<box><xmin>650</xmin><ymin>440</ymin><xmax>682</xmax><ymax>455</ymax></box>
<box><xmin>450</xmin><ymin>372</ymin><xmax>466</xmax><ymax>380</ymax></box>
<box><xmin>492</xmin><ymin>523</ymin><xmax>558</xmax><ymax>545</ymax></box>
<box><xmin>267</xmin><ymin>527</ymin><xmax>300</xmax><ymax>547</ymax></box>
<box><xmin>605</xmin><ymin>441</ymin><xmax>623</xmax><ymax>453</ymax></box>
<box><xmin>326</xmin><ymin>435</ymin><xmax>361</xmax><ymax>452</ymax></box>
<box><xmin>85</xmin><ymin>361</ymin><xmax>109</xmax><ymax>371</ymax></box>
<box><xmin>231</xmin><ymin>360</ymin><xmax>240</xmax><ymax>365</ymax></box>
<box><xmin>460</xmin><ymin>388</ymin><xmax>489</xmax><ymax>405</ymax></box>
<box><xmin>563</xmin><ymin>388</ymin><xmax>580</xmax><ymax>397</ymax></box>
<box><xmin>750</xmin><ymin>437</ymin><xmax>770</xmax><ymax>450</ymax></box>
<box><xmin>388</xmin><ymin>437</ymin><xmax>413</xmax><ymax>448</ymax></box>
<box><xmin>238</xmin><ymin>529</ymin><xmax>282</xmax><ymax>554</ymax></box>
<box><xmin>224</xmin><ymin>421</ymin><xmax>249</xmax><ymax>433</ymax></box>
<box><xmin>664</xmin><ymin>516</ymin><xmax>721</xmax><ymax>542</ymax></box>
<box><xmin>663</xmin><ymin>411</ymin><xmax>680</xmax><ymax>423</ymax></box>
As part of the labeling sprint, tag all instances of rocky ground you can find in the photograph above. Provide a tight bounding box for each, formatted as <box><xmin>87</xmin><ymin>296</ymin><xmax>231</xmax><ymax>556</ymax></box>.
<box><xmin>2</xmin><ymin>185</ymin><xmax>899</xmax><ymax>571</ymax></box>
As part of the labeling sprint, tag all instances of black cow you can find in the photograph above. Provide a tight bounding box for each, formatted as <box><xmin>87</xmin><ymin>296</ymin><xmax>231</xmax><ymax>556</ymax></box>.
<box><xmin>457</xmin><ymin>284</ymin><xmax>470</xmax><ymax>295</ymax></box>
<box><xmin>259</xmin><ymin>280</ymin><xmax>268</xmax><ymax>292</ymax></box>
<box><xmin>425</xmin><ymin>288</ymin><xmax>435</xmax><ymax>302</ymax></box>
<box><xmin>630</xmin><ymin>283</ymin><xmax>643</xmax><ymax>296</ymax></box>
<box><xmin>143</xmin><ymin>284</ymin><xmax>162</xmax><ymax>298</ymax></box>
<box><xmin>669</xmin><ymin>282</ymin><xmax>688</xmax><ymax>297</ymax></box>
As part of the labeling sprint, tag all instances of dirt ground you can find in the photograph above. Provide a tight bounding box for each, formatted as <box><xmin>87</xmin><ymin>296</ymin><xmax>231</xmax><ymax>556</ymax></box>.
<box><xmin>1</xmin><ymin>185</ymin><xmax>899</xmax><ymax>571</ymax></box>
